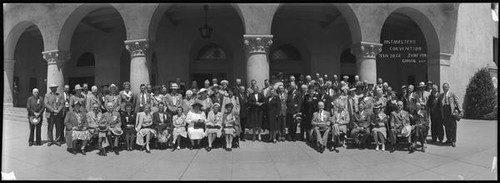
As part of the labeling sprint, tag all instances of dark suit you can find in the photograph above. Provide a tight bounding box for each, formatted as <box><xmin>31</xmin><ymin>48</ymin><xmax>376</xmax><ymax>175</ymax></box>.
<box><xmin>153</xmin><ymin>110</ymin><xmax>172</xmax><ymax>132</ymax></box>
<box><xmin>439</xmin><ymin>91</ymin><xmax>461</xmax><ymax>143</ymax></box>
<box><xmin>428</xmin><ymin>91</ymin><xmax>444</xmax><ymax>142</ymax></box>
<box><xmin>210</xmin><ymin>93</ymin><xmax>224</xmax><ymax>110</ymax></box>
<box><xmin>301</xmin><ymin>92</ymin><xmax>319</xmax><ymax>141</ymax></box>
<box><xmin>351</xmin><ymin>109</ymin><xmax>372</xmax><ymax>146</ymax></box>
<box><xmin>236</xmin><ymin>92</ymin><xmax>248</xmax><ymax>138</ymax></box>
<box><xmin>389</xmin><ymin>110</ymin><xmax>411</xmax><ymax>145</ymax></box>
<box><xmin>286</xmin><ymin>89</ymin><xmax>302</xmax><ymax>140</ymax></box>
<box><xmin>27</xmin><ymin>95</ymin><xmax>45</xmax><ymax>144</ymax></box>
<box><xmin>248</xmin><ymin>93</ymin><xmax>265</xmax><ymax>129</ymax></box>
<box><xmin>135</xmin><ymin>92</ymin><xmax>152</xmax><ymax>113</ymax></box>
<box><xmin>44</xmin><ymin>92</ymin><xmax>64</xmax><ymax>143</ymax></box>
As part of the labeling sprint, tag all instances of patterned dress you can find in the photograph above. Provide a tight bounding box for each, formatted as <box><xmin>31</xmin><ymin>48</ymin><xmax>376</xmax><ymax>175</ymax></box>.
<box><xmin>172</xmin><ymin>114</ymin><xmax>188</xmax><ymax>142</ymax></box>
<box><xmin>135</xmin><ymin>112</ymin><xmax>157</xmax><ymax>146</ymax></box>
<box><xmin>206</xmin><ymin>111</ymin><xmax>223</xmax><ymax>138</ymax></box>
<box><xmin>222</xmin><ymin>112</ymin><xmax>237</xmax><ymax>137</ymax></box>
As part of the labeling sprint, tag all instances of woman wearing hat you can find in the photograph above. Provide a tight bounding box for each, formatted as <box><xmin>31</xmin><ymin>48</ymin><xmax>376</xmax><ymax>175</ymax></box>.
<box><xmin>371</xmin><ymin>103</ymin><xmax>388</xmax><ymax>151</ymax></box>
<box><xmin>166</xmin><ymin>83</ymin><xmax>183</xmax><ymax>115</ymax></box>
<box><xmin>195</xmin><ymin>88</ymin><xmax>213</xmax><ymax>116</ymax></box>
<box><xmin>64</xmin><ymin>101</ymin><xmax>91</xmax><ymax>155</ymax></box>
<box><xmin>206</xmin><ymin>103</ymin><xmax>223</xmax><ymax>151</ymax></box>
<box><xmin>103</xmin><ymin>102</ymin><xmax>122</xmax><ymax>155</ymax></box>
<box><xmin>223</xmin><ymin>103</ymin><xmax>238</xmax><ymax>151</ymax></box>
<box><xmin>105</xmin><ymin>84</ymin><xmax>121</xmax><ymax>113</ymax></box>
<box><xmin>172</xmin><ymin>107</ymin><xmax>187</xmax><ymax>151</ymax></box>
<box><xmin>119</xmin><ymin>82</ymin><xmax>134</xmax><ymax>112</ymax></box>
<box><xmin>120</xmin><ymin>102</ymin><xmax>136</xmax><ymax>151</ymax></box>
<box><xmin>186</xmin><ymin>102</ymin><xmax>207</xmax><ymax>149</ymax></box>
<box><xmin>70</xmin><ymin>85</ymin><xmax>86</xmax><ymax>113</ymax></box>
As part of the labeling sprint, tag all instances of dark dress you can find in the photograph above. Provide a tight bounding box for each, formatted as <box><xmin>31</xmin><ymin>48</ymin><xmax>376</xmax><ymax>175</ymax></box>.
<box><xmin>385</xmin><ymin>99</ymin><xmax>398</xmax><ymax>116</ymax></box>
<box><xmin>267</xmin><ymin>96</ymin><xmax>281</xmax><ymax>131</ymax></box>
<box><xmin>120</xmin><ymin>110</ymin><xmax>136</xmax><ymax>135</ymax></box>
<box><xmin>247</xmin><ymin>93</ymin><xmax>265</xmax><ymax>129</ymax></box>
<box><xmin>301</xmin><ymin>93</ymin><xmax>319</xmax><ymax>131</ymax></box>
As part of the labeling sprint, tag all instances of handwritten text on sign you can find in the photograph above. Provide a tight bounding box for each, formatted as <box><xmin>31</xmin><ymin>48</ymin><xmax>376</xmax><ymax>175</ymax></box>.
<box><xmin>377</xmin><ymin>39</ymin><xmax>427</xmax><ymax>64</ymax></box>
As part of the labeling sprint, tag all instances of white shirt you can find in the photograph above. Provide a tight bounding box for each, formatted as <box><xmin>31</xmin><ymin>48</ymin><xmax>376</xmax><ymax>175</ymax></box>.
<box><xmin>319</xmin><ymin>110</ymin><xmax>324</xmax><ymax>121</ymax></box>
<box><xmin>254</xmin><ymin>93</ymin><xmax>259</xmax><ymax>101</ymax></box>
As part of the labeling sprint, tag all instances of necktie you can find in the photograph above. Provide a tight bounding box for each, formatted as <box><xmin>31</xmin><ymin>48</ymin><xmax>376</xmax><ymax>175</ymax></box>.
<box><xmin>141</xmin><ymin>93</ymin><xmax>145</xmax><ymax>106</ymax></box>
<box><xmin>320</xmin><ymin>111</ymin><xmax>323</xmax><ymax>121</ymax></box>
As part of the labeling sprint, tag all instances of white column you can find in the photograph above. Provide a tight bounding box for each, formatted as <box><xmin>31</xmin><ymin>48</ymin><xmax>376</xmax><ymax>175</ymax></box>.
<box><xmin>244</xmin><ymin>35</ymin><xmax>273</xmax><ymax>90</ymax></box>
<box><xmin>42</xmin><ymin>50</ymin><xmax>70</xmax><ymax>94</ymax></box>
<box><xmin>125</xmin><ymin>39</ymin><xmax>150</xmax><ymax>94</ymax></box>
<box><xmin>4</xmin><ymin>59</ymin><xmax>16</xmax><ymax>107</ymax></box>
<box><xmin>351</xmin><ymin>42</ymin><xmax>382</xmax><ymax>84</ymax></box>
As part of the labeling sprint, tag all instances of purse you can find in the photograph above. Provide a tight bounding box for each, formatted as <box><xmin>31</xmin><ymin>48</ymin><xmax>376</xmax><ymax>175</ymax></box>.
<box><xmin>29</xmin><ymin>116</ymin><xmax>41</xmax><ymax>125</ymax></box>
<box><xmin>194</xmin><ymin>122</ymin><xmax>204</xmax><ymax>129</ymax></box>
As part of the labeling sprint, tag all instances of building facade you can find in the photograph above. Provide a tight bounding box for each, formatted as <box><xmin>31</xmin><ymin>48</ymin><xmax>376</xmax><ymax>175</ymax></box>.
<box><xmin>4</xmin><ymin>3</ymin><xmax>498</xmax><ymax>111</ymax></box>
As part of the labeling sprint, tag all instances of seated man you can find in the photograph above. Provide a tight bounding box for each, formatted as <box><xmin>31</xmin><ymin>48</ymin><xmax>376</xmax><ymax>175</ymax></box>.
<box><xmin>411</xmin><ymin>103</ymin><xmax>429</xmax><ymax>152</ymax></box>
<box><xmin>153</xmin><ymin>102</ymin><xmax>172</xmax><ymax>149</ymax></box>
<box><xmin>331</xmin><ymin>103</ymin><xmax>349</xmax><ymax>152</ymax></box>
<box><xmin>351</xmin><ymin>101</ymin><xmax>372</xmax><ymax>149</ymax></box>
<box><xmin>86</xmin><ymin>103</ymin><xmax>102</xmax><ymax>149</ymax></box>
<box><xmin>389</xmin><ymin>101</ymin><xmax>412</xmax><ymax>153</ymax></box>
<box><xmin>311</xmin><ymin>101</ymin><xmax>332</xmax><ymax>153</ymax></box>
<box><xmin>64</xmin><ymin>101</ymin><xmax>91</xmax><ymax>155</ymax></box>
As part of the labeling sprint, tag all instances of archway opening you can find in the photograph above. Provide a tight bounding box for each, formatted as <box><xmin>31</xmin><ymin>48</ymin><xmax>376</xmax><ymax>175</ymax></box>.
<box><xmin>152</xmin><ymin>4</ymin><xmax>245</xmax><ymax>89</ymax></box>
<box><xmin>13</xmin><ymin>25</ymin><xmax>45</xmax><ymax>107</ymax></box>
<box><xmin>64</xmin><ymin>6</ymin><xmax>127</xmax><ymax>92</ymax></box>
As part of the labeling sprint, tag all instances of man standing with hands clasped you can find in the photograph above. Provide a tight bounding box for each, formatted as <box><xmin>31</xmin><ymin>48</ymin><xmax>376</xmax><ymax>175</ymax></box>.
<box><xmin>45</xmin><ymin>83</ymin><xmax>64</xmax><ymax>146</ymax></box>
<box><xmin>27</xmin><ymin>88</ymin><xmax>45</xmax><ymax>146</ymax></box>
<box><xmin>439</xmin><ymin>83</ymin><xmax>462</xmax><ymax>147</ymax></box>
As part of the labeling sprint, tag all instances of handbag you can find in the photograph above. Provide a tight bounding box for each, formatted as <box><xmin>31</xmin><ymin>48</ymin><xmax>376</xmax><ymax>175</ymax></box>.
<box><xmin>194</xmin><ymin>122</ymin><xmax>204</xmax><ymax>129</ymax></box>
<box><xmin>452</xmin><ymin>108</ymin><xmax>463</xmax><ymax>121</ymax></box>
<box><xmin>29</xmin><ymin>116</ymin><xmax>41</xmax><ymax>125</ymax></box>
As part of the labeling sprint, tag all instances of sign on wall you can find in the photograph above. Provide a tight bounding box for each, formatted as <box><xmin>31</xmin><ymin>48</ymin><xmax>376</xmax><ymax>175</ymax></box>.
<box><xmin>377</xmin><ymin>39</ymin><xmax>427</xmax><ymax>64</ymax></box>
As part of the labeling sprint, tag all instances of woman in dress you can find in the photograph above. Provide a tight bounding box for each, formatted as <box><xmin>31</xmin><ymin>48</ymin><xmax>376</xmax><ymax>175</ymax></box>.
<box><xmin>64</xmin><ymin>101</ymin><xmax>91</xmax><ymax>155</ymax></box>
<box><xmin>182</xmin><ymin>90</ymin><xmax>195</xmax><ymax>115</ymax></box>
<box><xmin>96</xmin><ymin>105</ymin><xmax>110</xmax><ymax>156</ymax></box>
<box><xmin>135</xmin><ymin>105</ymin><xmax>156</xmax><ymax>153</ymax></box>
<box><xmin>186</xmin><ymin>103</ymin><xmax>207</xmax><ymax>149</ymax></box>
<box><xmin>206</xmin><ymin>103</ymin><xmax>223</xmax><ymax>152</ymax></box>
<box><xmin>221</xmin><ymin>89</ymin><xmax>241</xmax><ymax>147</ymax></box>
<box><xmin>222</xmin><ymin>103</ymin><xmax>237</xmax><ymax>151</ymax></box>
<box><xmin>119</xmin><ymin>82</ymin><xmax>134</xmax><ymax>112</ymax></box>
<box><xmin>104</xmin><ymin>102</ymin><xmax>122</xmax><ymax>155</ymax></box>
<box><xmin>195</xmin><ymin>88</ymin><xmax>212</xmax><ymax>116</ymax></box>
<box><xmin>371</xmin><ymin>103</ymin><xmax>388</xmax><ymax>151</ymax></box>
<box><xmin>267</xmin><ymin>89</ymin><xmax>281</xmax><ymax>143</ymax></box>
<box><xmin>105</xmin><ymin>84</ymin><xmax>121</xmax><ymax>112</ymax></box>
<box><xmin>120</xmin><ymin>102</ymin><xmax>136</xmax><ymax>151</ymax></box>
<box><xmin>172</xmin><ymin>107</ymin><xmax>187</xmax><ymax>151</ymax></box>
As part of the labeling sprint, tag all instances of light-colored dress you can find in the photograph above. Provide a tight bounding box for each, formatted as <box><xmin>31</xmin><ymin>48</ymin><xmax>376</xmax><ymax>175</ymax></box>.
<box><xmin>222</xmin><ymin>112</ymin><xmax>237</xmax><ymax>137</ymax></box>
<box><xmin>172</xmin><ymin>114</ymin><xmax>188</xmax><ymax>142</ymax></box>
<box><xmin>182</xmin><ymin>98</ymin><xmax>195</xmax><ymax>115</ymax></box>
<box><xmin>135</xmin><ymin>111</ymin><xmax>157</xmax><ymax>146</ymax></box>
<box><xmin>332</xmin><ymin>110</ymin><xmax>350</xmax><ymax>135</ymax></box>
<box><xmin>186</xmin><ymin>111</ymin><xmax>206</xmax><ymax>140</ymax></box>
<box><xmin>104</xmin><ymin>111</ymin><xmax>122</xmax><ymax>136</ymax></box>
<box><xmin>206</xmin><ymin>111</ymin><xmax>223</xmax><ymax>138</ymax></box>
<box><xmin>372</xmin><ymin>112</ymin><xmax>388</xmax><ymax>139</ymax></box>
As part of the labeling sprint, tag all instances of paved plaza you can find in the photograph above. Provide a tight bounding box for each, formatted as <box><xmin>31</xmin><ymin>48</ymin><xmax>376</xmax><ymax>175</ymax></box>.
<box><xmin>1</xmin><ymin>107</ymin><xmax>498</xmax><ymax>180</ymax></box>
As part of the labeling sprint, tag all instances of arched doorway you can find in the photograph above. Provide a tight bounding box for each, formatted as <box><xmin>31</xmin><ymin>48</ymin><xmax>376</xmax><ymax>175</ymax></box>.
<box><xmin>60</xmin><ymin>5</ymin><xmax>127</xmax><ymax>91</ymax></box>
<box><xmin>271</xmin><ymin>4</ymin><xmax>360</xmax><ymax>80</ymax></box>
<box><xmin>378</xmin><ymin>8</ymin><xmax>440</xmax><ymax>91</ymax></box>
<box><xmin>151</xmin><ymin>4</ymin><xmax>245</xmax><ymax>88</ymax></box>
<box><xmin>10</xmin><ymin>24</ymin><xmax>46</xmax><ymax>107</ymax></box>
<box><xmin>269</xmin><ymin>44</ymin><xmax>304</xmax><ymax>81</ymax></box>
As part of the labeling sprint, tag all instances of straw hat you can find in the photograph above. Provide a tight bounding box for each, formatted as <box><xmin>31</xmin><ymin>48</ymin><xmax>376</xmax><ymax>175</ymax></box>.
<box><xmin>170</xmin><ymin>83</ymin><xmax>180</xmax><ymax>90</ymax></box>
<box><xmin>49</xmin><ymin>83</ymin><xmax>58</xmax><ymax>88</ymax></box>
<box><xmin>74</xmin><ymin>84</ymin><xmax>82</xmax><ymax>91</ymax></box>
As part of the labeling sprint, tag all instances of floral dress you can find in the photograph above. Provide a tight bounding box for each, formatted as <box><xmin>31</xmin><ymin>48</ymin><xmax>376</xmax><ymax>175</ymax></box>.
<box><xmin>172</xmin><ymin>114</ymin><xmax>188</xmax><ymax>142</ymax></box>
<box><xmin>206</xmin><ymin>111</ymin><xmax>223</xmax><ymax>138</ymax></box>
<box><xmin>222</xmin><ymin>112</ymin><xmax>237</xmax><ymax>137</ymax></box>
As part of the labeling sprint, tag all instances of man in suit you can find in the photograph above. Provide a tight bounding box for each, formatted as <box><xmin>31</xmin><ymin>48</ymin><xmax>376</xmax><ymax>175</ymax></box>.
<box><xmin>388</xmin><ymin>101</ymin><xmax>412</xmax><ymax>152</ymax></box>
<box><xmin>311</xmin><ymin>101</ymin><xmax>332</xmax><ymax>153</ymax></box>
<box><xmin>439</xmin><ymin>83</ymin><xmax>462</xmax><ymax>147</ymax></box>
<box><xmin>135</xmin><ymin>84</ymin><xmax>152</xmax><ymax>113</ymax></box>
<box><xmin>286</xmin><ymin>83</ymin><xmax>302</xmax><ymax>141</ymax></box>
<box><xmin>165</xmin><ymin>83</ymin><xmax>183</xmax><ymax>115</ymax></box>
<box><xmin>351</xmin><ymin>101</ymin><xmax>372</xmax><ymax>149</ymax></box>
<box><xmin>27</xmin><ymin>88</ymin><xmax>45</xmax><ymax>146</ymax></box>
<box><xmin>233</xmin><ymin>78</ymin><xmax>243</xmax><ymax>96</ymax></box>
<box><xmin>153</xmin><ymin>102</ymin><xmax>172</xmax><ymax>149</ymax></box>
<box><xmin>276</xmin><ymin>85</ymin><xmax>288</xmax><ymax>141</ymax></box>
<box><xmin>86</xmin><ymin>86</ymin><xmax>101</xmax><ymax>113</ymax></box>
<box><xmin>210</xmin><ymin>84</ymin><xmax>224</xmax><ymax>111</ymax></box>
<box><xmin>248</xmin><ymin>86</ymin><xmax>265</xmax><ymax>141</ymax></box>
<box><xmin>98</xmin><ymin>85</ymin><xmax>109</xmax><ymax>113</ymax></box>
<box><xmin>318</xmin><ymin>86</ymin><xmax>333</xmax><ymax>113</ymax></box>
<box><xmin>45</xmin><ymin>83</ymin><xmax>64</xmax><ymax>146</ymax></box>
<box><xmin>301</xmin><ymin>85</ymin><xmax>319</xmax><ymax>143</ymax></box>
<box><xmin>60</xmin><ymin>84</ymin><xmax>71</xmax><ymax>142</ymax></box>
<box><xmin>428</xmin><ymin>84</ymin><xmax>444</xmax><ymax>143</ymax></box>
<box><xmin>236</xmin><ymin>85</ymin><xmax>248</xmax><ymax>141</ymax></box>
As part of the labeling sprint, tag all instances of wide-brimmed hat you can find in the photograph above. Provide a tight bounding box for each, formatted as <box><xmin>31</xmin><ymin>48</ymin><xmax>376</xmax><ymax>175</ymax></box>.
<box><xmin>343</xmin><ymin>75</ymin><xmax>349</xmax><ymax>79</ymax></box>
<box><xmin>401</xmin><ymin>125</ymin><xmax>412</xmax><ymax>137</ymax></box>
<box><xmin>49</xmin><ymin>83</ymin><xmax>58</xmax><ymax>88</ymax></box>
<box><xmin>349</xmin><ymin>87</ymin><xmax>357</xmax><ymax>92</ymax></box>
<box><xmin>401</xmin><ymin>85</ymin><xmax>407</xmax><ymax>89</ymax></box>
<box><xmin>109</xmin><ymin>84</ymin><xmax>117</xmax><ymax>90</ymax></box>
<box><xmin>212</xmin><ymin>84</ymin><xmax>220</xmax><ymax>90</ymax></box>
<box><xmin>191</xmin><ymin>102</ymin><xmax>203</xmax><ymax>108</ymax></box>
<box><xmin>170</xmin><ymin>83</ymin><xmax>180</xmax><ymax>90</ymax></box>
<box><xmin>213</xmin><ymin>103</ymin><xmax>221</xmax><ymax>108</ymax></box>
<box><xmin>74</xmin><ymin>84</ymin><xmax>82</xmax><ymax>91</ymax></box>
<box><xmin>198</xmin><ymin>88</ymin><xmax>208</xmax><ymax>94</ymax></box>
<box><xmin>427</xmin><ymin>81</ymin><xmax>433</xmax><ymax>85</ymax></box>
<box><xmin>417</xmin><ymin>82</ymin><xmax>426</xmax><ymax>88</ymax></box>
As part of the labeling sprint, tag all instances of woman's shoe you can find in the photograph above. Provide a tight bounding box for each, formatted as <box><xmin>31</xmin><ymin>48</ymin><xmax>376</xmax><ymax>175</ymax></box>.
<box><xmin>229</xmin><ymin>148</ymin><xmax>232</xmax><ymax>152</ymax></box>
<box><xmin>375</xmin><ymin>145</ymin><xmax>380</xmax><ymax>151</ymax></box>
<box><xmin>381</xmin><ymin>145</ymin><xmax>386</xmax><ymax>151</ymax></box>
<box><xmin>146</xmin><ymin>149</ymin><xmax>151</xmax><ymax>153</ymax></box>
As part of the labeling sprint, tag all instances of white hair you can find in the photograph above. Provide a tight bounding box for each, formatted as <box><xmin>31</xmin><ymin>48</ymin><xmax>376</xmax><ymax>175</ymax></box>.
<box><xmin>91</xmin><ymin>86</ymin><xmax>98</xmax><ymax>92</ymax></box>
<box><xmin>32</xmin><ymin>88</ymin><xmax>39</xmax><ymax>93</ymax></box>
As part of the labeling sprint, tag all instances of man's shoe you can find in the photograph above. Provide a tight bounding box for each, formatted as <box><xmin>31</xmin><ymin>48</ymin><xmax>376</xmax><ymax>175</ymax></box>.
<box><xmin>81</xmin><ymin>148</ymin><xmax>87</xmax><ymax>155</ymax></box>
<box><xmin>422</xmin><ymin>147</ymin><xmax>425</xmax><ymax>152</ymax></box>
<box><xmin>146</xmin><ymin>149</ymin><xmax>151</xmax><ymax>153</ymax></box>
<box><xmin>390</xmin><ymin>147</ymin><xmax>396</xmax><ymax>153</ymax></box>
<box><xmin>48</xmin><ymin>142</ymin><xmax>53</xmax><ymax>146</ymax></box>
<box><xmin>114</xmin><ymin>148</ymin><xmax>119</xmax><ymax>155</ymax></box>
<box><xmin>29</xmin><ymin>142</ymin><xmax>33</xmax><ymax>147</ymax></box>
<box><xmin>71</xmin><ymin>149</ymin><xmax>77</xmax><ymax>155</ymax></box>
<box><xmin>451</xmin><ymin>142</ymin><xmax>456</xmax><ymax>147</ymax></box>
<box><xmin>56</xmin><ymin>142</ymin><xmax>62</xmax><ymax>146</ymax></box>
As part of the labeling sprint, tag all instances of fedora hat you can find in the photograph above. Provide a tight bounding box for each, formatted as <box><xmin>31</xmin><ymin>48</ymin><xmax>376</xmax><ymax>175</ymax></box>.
<box><xmin>109</xmin><ymin>84</ymin><xmax>117</xmax><ymax>90</ymax></box>
<box><xmin>401</xmin><ymin>125</ymin><xmax>412</xmax><ymax>137</ymax></box>
<box><xmin>49</xmin><ymin>83</ymin><xmax>58</xmax><ymax>88</ymax></box>
<box><xmin>74</xmin><ymin>84</ymin><xmax>82</xmax><ymax>91</ymax></box>
<box><xmin>29</xmin><ymin>116</ymin><xmax>41</xmax><ymax>125</ymax></box>
<box><xmin>417</xmin><ymin>82</ymin><xmax>426</xmax><ymax>88</ymax></box>
<box><xmin>198</xmin><ymin>88</ymin><xmax>208</xmax><ymax>94</ymax></box>
<box><xmin>170</xmin><ymin>83</ymin><xmax>180</xmax><ymax>90</ymax></box>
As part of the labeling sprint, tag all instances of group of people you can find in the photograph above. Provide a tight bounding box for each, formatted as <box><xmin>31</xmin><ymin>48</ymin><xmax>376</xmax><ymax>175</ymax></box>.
<box><xmin>26</xmin><ymin>72</ymin><xmax>462</xmax><ymax>155</ymax></box>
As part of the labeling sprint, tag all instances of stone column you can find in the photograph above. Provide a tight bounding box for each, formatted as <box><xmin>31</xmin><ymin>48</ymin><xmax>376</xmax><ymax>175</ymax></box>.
<box><xmin>4</xmin><ymin>59</ymin><xmax>16</xmax><ymax>107</ymax></box>
<box><xmin>125</xmin><ymin>39</ymin><xmax>150</xmax><ymax>94</ymax></box>
<box><xmin>244</xmin><ymin>35</ymin><xmax>273</xmax><ymax>90</ymax></box>
<box><xmin>42</xmin><ymin>50</ymin><xmax>70</xmax><ymax>94</ymax></box>
<box><xmin>351</xmin><ymin>42</ymin><xmax>382</xmax><ymax>84</ymax></box>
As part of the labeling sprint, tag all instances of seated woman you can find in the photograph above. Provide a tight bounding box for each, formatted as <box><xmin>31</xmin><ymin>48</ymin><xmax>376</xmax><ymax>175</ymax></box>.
<box><xmin>153</xmin><ymin>102</ymin><xmax>172</xmax><ymax>149</ymax></box>
<box><xmin>411</xmin><ymin>103</ymin><xmax>429</xmax><ymax>152</ymax></box>
<box><xmin>120</xmin><ymin>102</ymin><xmax>136</xmax><ymax>151</ymax></box>
<box><xmin>186</xmin><ymin>102</ymin><xmax>207</xmax><ymax>149</ymax></box>
<box><xmin>104</xmin><ymin>102</ymin><xmax>122</xmax><ymax>155</ymax></box>
<box><xmin>311</xmin><ymin>101</ymin><xmax>332</xmax><ymax>153</ymax></box>
<box><xmin>331</xmin><ymin>103</ymin><xmax>349</xmax><ymax>152</ymax></box>
<box><xmin>206</xmin><ymin>103</ymin><xmax>223</xmax><ymax>152</ymax></box>
<box><xmin>371</xmin><ymin>103</ymin><xmax>388</xmax><ymax>151</ymax></box>
<box><xmin>96</xmin><ymin>107</ymin><xmax>110</xmax><ymax>156</ymax></box>
<box><xmin>222</xmin><ymin>103</ymin><xmax>238</xmax><ymax>151</ymax></box>
<box><xmin>136</xmin><ymin>105</ymin><xmax>156</xmax><ymax>153</ymax></box>
<box><xmin>64</xmin><ymin>101</ymin><xmax>91</xmax><ymax>155</ymax></box>
<box><xmin>172</xmin><ymin>107</ymin><xmax>188</xmax><ymax>151</ymax></box>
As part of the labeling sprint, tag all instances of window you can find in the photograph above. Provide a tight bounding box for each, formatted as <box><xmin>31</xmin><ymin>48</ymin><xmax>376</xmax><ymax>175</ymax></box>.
<box><xmin>76</xmin><ymin>52</ymin><xmax>95</xmax><ymax>67</ymax></box>
<box><xmin>197</xmin><ymin>43</ymin><xmax>227</xmax><ymax>60</ymax></box>
<box><xmin>340</xmin><ymin>49</ymin><xmax>356</xmax><ymax>63</ymax></box>
<box><xmin>271</xmin><ymin>44</ymin><xmax>301</xmax><ymax>60</ymax></box>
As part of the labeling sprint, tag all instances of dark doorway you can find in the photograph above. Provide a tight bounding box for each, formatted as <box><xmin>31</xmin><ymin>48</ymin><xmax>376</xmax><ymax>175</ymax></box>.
<box><xmin>192</xmin><ymin>73</ymin><xmax>227</xmax><ymax>87</ymax></box>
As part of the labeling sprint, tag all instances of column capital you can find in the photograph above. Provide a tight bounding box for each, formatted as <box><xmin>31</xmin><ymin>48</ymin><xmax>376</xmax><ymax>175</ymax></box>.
<box><xmin>351</xmin><ymin>42</ymin><xmax>383</xmax><ymax>59</ymax></box>
<box><xmin>42</xmin><ymin>50</ymin><xmax>70</xmax><ymax>65</ymax></box>
<box><xmin>243</xmin><ymin>35</ymin><xmax>273</xmax><ymax>54</ymax></box>
<box><xmin>125</xmin><ymin>39</ymin><xmax>150</xmax><ymax>58</ymax></box>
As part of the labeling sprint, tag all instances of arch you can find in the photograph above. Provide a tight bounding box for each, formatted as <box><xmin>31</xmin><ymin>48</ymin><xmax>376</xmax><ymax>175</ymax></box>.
<box><xmin>271</xmin><ymin>3</ymin><xmax>362</xmax><ymax>44</ymax></box>
<box><xmin>58</xmin><ymin>4</ymin><xmax>127</xmax><ymax>52</ymax></box>
<box><xmin>4</xmin><ymin>21</ymin><xmax>44</xmax><ymax>60</ymax></box>
<box><xmin>148</xmin><ymin>3</ymin><xmax>246</xmax><ymax>42</ymax></box>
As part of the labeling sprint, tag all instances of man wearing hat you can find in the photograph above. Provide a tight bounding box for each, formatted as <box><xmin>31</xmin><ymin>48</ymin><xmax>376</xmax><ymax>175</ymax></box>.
<box><xmin>426</xmin><ymin>81</ymin><xmax>434</xmax><ymax>93</ymax></box>
<box><xmin>342</xmin><ymin>75</ymin><xmax>349</xmax><ymax>86</ymax></box>
<box><xmin>105</xmin><ymin>84</ymin><xmax>121</xmax><ymax>113</ymax></box>
<box><xmin>415</xmin><ymin>82</ymin><xmax>430</xmax><ymax>113</ymax></box>
<box><xmin>45</xmin><ymin>83</ymin><xmax>64</xmax><ymax>146</ymax></box>
<box><xmin>86</xmin><ymin>86</ymin><xmax>102</xmax><ymax>114</ymax></box>
<box><xmin>166</xmin><ymin>83</ymin><xmax>183</xmax><ymax>115</ymax></box>
<box><xmin>389</xmin><ymin>101</ymin><xmax>412</xmax><ymax>152</ymax></box>
<box><xmin>27</xmin><ymin>88</ymin><xmax>45</xmax><ymax>146</ymax></box>
<box><xmin>82</xmin><ymin>83</ymin><xmax>89</xmax><ymax>100</ymax></box>
<box><xmin>209</xmin><ymin>84</ymin><xmax>224</xmax><ymax>112</ymax></box>
<box><xmin>64</xmin><ymin>100</ymin><xmax>91</xmax><ymax>155</ymax></box>
<box><xmin>70</xmin><ymin>84</ymin><xmax>86</xmax><ymax>112</ymax></box>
